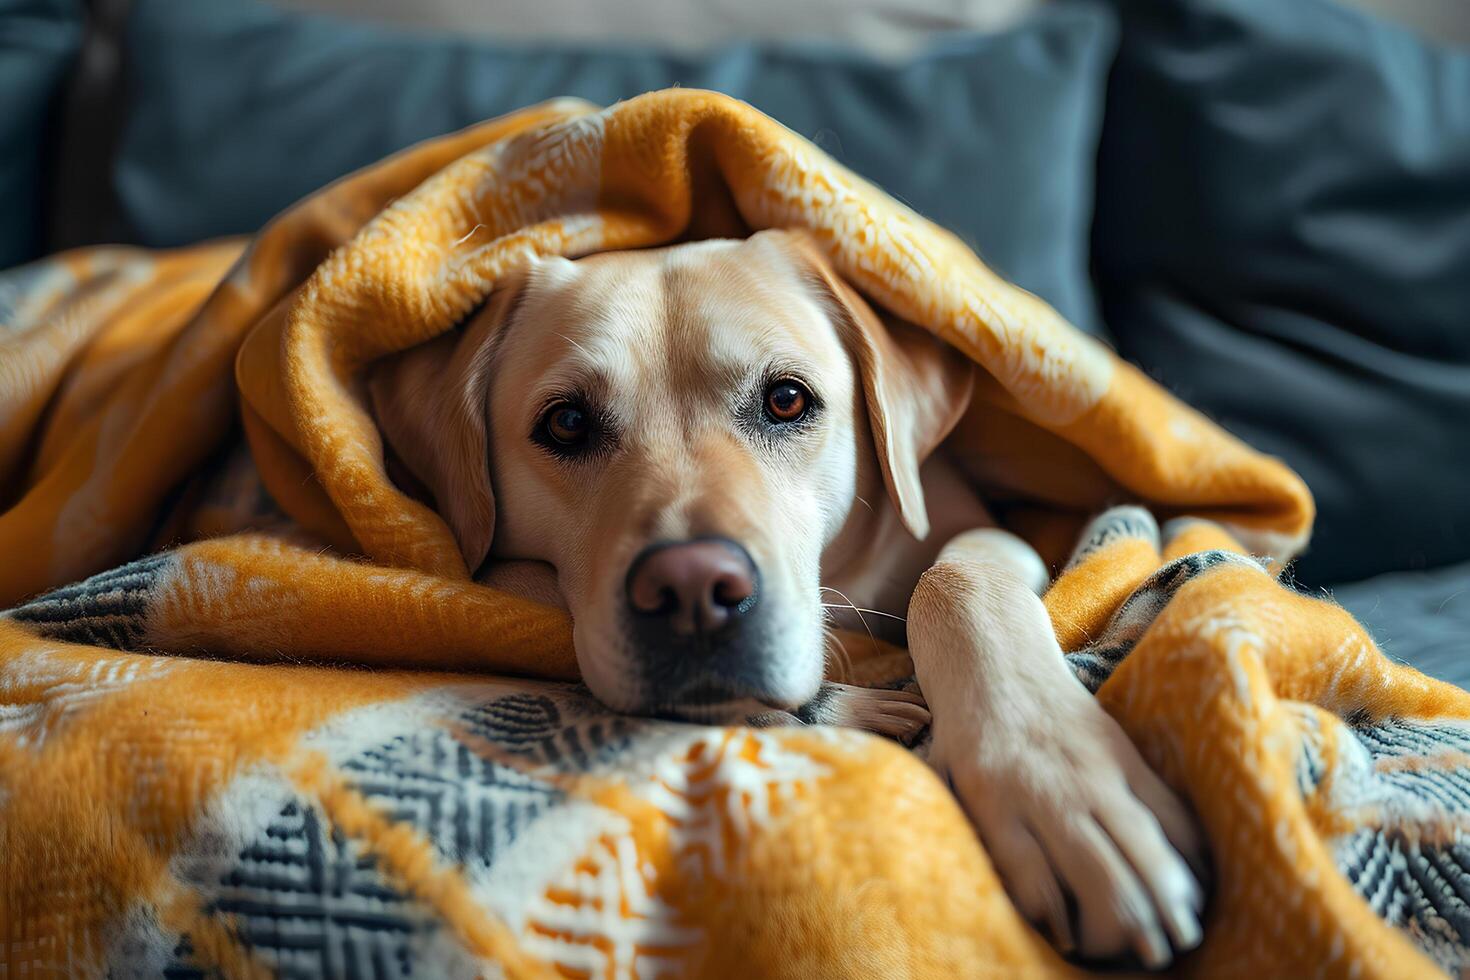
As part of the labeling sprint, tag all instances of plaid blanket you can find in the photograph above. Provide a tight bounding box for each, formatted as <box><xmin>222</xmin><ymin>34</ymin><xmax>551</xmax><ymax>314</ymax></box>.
<box><xmin>1</xmin><ymin>90</ymin><xmax>1465</xmax><ymax>977</ymax></box>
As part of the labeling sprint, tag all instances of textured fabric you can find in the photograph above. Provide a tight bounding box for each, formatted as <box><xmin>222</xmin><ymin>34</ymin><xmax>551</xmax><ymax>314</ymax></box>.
<box><xmin>5</xmin><ymin>519</ymin><xmax>1469</xmax><ymax>975</ymax></box>
<box><xmin>106</xmin><ymin>0</ymin><xmax>1115</xmax><ymax>333</ymax></box>
<box><xmin>0</xmin><ymin>0</ymin><xmax>84</xmax><ymax>268</ymax></box>
<box><xmin>1093</xmin><ymin>0</ymin><xmax>1470</xmax><ymax>585</ymax></box>
<box><xmin>3</xmin><ymin>89</ymin><xmax>1456</xmax><ymax>975</ymax></box>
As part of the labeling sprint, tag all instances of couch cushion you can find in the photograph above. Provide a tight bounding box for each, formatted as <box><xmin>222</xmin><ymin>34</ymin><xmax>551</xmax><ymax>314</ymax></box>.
<box><xmin>107</xmin><ymin>0</ymin><xmax>1115</xmax><ymax>334</ymax></box>
<box><xmin>0</xmin><ymin>0</ymin><xmax>83</xmax><ymax>270</ymax></box>
<box><xmin>1334</xmin><ymin>561</ymin><xmax>1470</xmax><ymax>690</ymax></box>
<box><xmin>1093</xmin><ymin>0</ymin><xmax>1470</xmax><ymax>584</ymax></box>
<box><xmin>273</xmin><ymin>0</ymin><xmax>1046</xmax><ymax>60</ymax></box>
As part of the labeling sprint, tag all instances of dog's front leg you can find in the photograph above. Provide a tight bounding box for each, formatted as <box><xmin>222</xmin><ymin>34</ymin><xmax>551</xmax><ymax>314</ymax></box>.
<box><xmin>907</xmin><ymin>528</ymin><xmax>1205</xmax><ymax>968</ymax></box>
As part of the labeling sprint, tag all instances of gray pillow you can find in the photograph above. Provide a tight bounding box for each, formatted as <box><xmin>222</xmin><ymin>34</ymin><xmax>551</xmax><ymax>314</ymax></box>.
<box><xmin>1334</xmin><ymin>560</ymin><xmax>1470</xmax><ymax>689</ymax></box>
<box><xmin>1093</xmin><ymin>0</ymin><xmax>1470</xmax><ymax>585</ymax></box>
<box><xmin>0</xmin><ymin>0</ymin><xmax>83</xmax><ymax>270</ymax></box>
<box><xmin>112</xmin><ymin>0</ymin><xmax>1116</xmax><ymax>334</ymax></box>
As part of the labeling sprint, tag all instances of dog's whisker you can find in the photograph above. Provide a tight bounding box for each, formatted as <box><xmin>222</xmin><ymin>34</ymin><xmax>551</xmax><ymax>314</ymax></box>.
<box><xmin>818</xmin><ymin>585</ymin><xmax>882</xmax><ymax>659</ymax></box>
<box><xmin>824</xmin><ymin>629</ymin><xmax>855</xmax><ymax>684</ymax></box>
<box><xmin>819</xmin><ymin>602</ymin><xmax>906</xmax><ymax>625</ymax></box>
<box><xmin>556</xmin><ymin>332</ymin><xmax>596</xmax><ymax>361</ymax></box>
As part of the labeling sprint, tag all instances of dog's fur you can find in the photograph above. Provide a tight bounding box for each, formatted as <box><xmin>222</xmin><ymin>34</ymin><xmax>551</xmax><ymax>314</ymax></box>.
<box><xmin>370</xmin><ymin>231</ymin><xmax>1206</xmax><ymax>966</ymax></box>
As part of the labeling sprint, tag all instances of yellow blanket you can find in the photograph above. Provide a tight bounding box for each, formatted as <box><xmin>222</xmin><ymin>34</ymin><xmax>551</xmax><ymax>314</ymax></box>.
<box><xmin>2</xmin><ymin>90</ymin><xmax>1466</xmax><ymax>978</ymax></box>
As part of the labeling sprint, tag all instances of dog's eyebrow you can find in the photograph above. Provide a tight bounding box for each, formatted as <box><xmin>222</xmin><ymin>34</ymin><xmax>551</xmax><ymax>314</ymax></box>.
<box><xmin>758</xmin><ymin>355</ymin><xmax>818</xmax><ymax>385</ymax></box>
<box><xmin>528</xmin><ymin>366</ymin><xmax>615</xmax><ymax>410</ymax></box>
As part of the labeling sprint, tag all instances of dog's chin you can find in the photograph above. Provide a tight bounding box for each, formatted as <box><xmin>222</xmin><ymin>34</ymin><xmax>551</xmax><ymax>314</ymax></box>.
<box><xmin>580</xmin><ymin>662</ymin><xmax>820</xmax><ymax>724</ymax></box>
<box><xmin>574</xmin><ymin>608</ymin><xmax>826</xmax><ymax>721</ymax></box>
<box><xmin>655</xmin><ymin>697</ymin><xmax>794</xmax><ymax>725</ymax></box>
<box><xmin>591</xmin><ymin>677</ymin><xmax>812</xmax><ymax>724</ymax></box>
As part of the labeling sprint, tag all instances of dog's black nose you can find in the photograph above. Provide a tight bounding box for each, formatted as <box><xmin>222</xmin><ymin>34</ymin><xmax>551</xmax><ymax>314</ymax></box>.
<box><xmin>625</xmin><ymin>538</ymin><xmax>757</xmax><ymax>636</ymax></box>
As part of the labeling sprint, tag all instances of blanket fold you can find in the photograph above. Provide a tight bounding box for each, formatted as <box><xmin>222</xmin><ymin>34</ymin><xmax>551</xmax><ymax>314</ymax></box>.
<box><xmin>1</xmin><ymin>89</ymin><xmax>1465</xmax><ymax>978</ymax></box>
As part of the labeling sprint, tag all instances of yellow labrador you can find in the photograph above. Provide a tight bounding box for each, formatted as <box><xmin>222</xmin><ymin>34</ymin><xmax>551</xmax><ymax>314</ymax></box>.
<box><xmin>370</xmin><ymin>230</ymin><xmax>1205</xmax><ymax>967</ymax></box>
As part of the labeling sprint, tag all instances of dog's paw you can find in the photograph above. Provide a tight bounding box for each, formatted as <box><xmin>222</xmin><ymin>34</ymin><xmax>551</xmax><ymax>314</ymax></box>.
<box><xmin>933</xmin><ymin>674</ymin><xmax>1206</xmax><ymax>969</ymax></box>
<box><xmin>794</xmin><ymin>682</ymin><xmax>931</xmax><ymax>745</ymax></box>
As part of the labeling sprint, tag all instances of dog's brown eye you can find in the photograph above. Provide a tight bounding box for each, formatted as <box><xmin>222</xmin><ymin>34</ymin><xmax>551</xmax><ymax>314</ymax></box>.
<box><xmin>545</xmin><ymin>403</ymin><xmax>590</xmax><ymax>446</ymax></box>
<box><xmin>764</xmin><ymin>380</ymin><xmax>810</xmax><ymax>424</ymax></box>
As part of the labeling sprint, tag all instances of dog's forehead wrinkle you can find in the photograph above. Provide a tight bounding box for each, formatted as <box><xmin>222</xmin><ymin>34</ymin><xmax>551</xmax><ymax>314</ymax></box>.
<box><xmin>508</xmin><ymin>238</ymin><xmax>850</xmax><ymax>431</ymax></box>
<box><xmin>507</xmin><ymin>269</ymin><xmax>663</xmax><ymax>407</ymax></box>
<box><xmin>668</xmin><ymin>295</ymin><xmax>838</xmax><ymax>401</ymax></box>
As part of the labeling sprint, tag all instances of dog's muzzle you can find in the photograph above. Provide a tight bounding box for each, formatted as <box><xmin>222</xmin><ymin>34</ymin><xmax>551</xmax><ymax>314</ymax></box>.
<box><xmin>624</xmin><ymin>537</ymin><xmax>792</xmax><ymax>712</ymax></box>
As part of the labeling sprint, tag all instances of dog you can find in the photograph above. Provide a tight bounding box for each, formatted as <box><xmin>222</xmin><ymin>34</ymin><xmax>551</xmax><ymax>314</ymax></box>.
<box><xmin>369</xmin><ymin>230</ymin><xmax>1206</xmax><ymax>967</ymax></box>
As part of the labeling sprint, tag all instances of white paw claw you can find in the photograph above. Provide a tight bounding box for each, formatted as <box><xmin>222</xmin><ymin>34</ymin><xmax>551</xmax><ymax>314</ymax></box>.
<box><xmin>804</xmin><ymin>682</ymin><xmax>931</xmax><ymax>744</ymax></box>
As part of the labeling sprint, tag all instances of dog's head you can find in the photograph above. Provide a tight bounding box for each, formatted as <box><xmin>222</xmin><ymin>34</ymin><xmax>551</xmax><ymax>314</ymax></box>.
<box><xmin>370</xmin><ymin>230</ymin><xmax>971</xmax><ymax>717</ymax></box>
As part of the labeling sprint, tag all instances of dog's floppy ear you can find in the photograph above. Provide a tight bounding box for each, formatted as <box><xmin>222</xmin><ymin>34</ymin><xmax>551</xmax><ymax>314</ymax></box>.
<box><xmin>368</xmin><ymin>277</ymin><xmax>526</xmax><ymax>572</ymax></box>
<box><xmin>786</xmin><ymin>234</ymin><xmax>975</xmax><ymax>540</ymax></box>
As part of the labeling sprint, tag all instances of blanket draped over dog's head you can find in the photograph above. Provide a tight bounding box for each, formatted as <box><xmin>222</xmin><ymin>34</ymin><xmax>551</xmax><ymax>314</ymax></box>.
<box><xmin>0</xmin><ymin>90</ymin><xmax>1312</xmax><ymax>604</ymax></box>
<box><xmin>3</xmin><ymin>91</ymin><xmax>1466</xmax><ymax>978</ymax></box>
